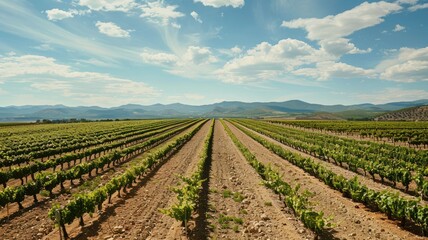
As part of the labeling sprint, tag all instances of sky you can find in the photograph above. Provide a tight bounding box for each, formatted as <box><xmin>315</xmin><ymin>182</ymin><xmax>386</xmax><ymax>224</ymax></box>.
<box><xmin>0</xmin><ymin>0</ymin><xmax>427</xmax><ymax>107</ymax></box>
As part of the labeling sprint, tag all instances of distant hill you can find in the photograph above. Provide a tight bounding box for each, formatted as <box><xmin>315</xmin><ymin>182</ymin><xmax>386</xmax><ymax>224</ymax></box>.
<box><xmin>374</xmin><ymin>105</ymin><xmax>428</xmax><ymax>121</ymax></box>
<box><xmin>0</xmin><ymin>99</ymin><xmax>427</xmax><ymax>121</ymax></box>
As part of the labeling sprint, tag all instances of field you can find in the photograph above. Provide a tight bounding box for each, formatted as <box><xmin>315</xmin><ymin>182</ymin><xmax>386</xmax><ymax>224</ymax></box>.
<box><xmin>0</xmin><ymin>119</ymin><xmax>427</xmax><ymax>240</ymax></box>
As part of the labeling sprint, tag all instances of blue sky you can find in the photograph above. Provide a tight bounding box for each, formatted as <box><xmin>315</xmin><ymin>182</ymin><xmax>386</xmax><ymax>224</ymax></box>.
<box><xmin>0</xmin><ymin>0</ymin><xmax>427</xmax><ymax>107</ymax></box>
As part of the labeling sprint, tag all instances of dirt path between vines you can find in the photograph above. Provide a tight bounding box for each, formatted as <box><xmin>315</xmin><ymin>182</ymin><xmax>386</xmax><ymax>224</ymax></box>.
<box><xmin>59</xmin><ymin>120</ymin><xmax>212</xmax><ymax>240</ymax></box>
<box><xmin>0</xmin><ymin>122</ymin><xmax>198</xmax><ymax>240</ymax></box>
<box><xmin>206</xmin><ymin>120</ymin><xmax>313</xmax><ymax>240</ymax></box>
<box><xmin>239</xmin><ymin>122</ymin><xmax>425</xmax><ymax>204</ymax></box>
<box><xmin>226</xmin><ymin>121</ymin><xmax>424</xmax><ymax>240</ymax></box>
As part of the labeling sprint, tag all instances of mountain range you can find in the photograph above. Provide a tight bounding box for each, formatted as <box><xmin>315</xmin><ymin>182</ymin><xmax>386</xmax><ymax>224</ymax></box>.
<box><xmin>0</xmin><ymin>99</ymin><xmax>427</xmax><ymax>121</ymax></box>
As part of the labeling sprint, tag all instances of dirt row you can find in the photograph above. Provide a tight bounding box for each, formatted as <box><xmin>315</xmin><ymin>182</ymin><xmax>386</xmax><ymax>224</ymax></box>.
<box><xmin>240</xmin><ymin>122</ymin><xmax>425</xmax><ymax>203</ymax></box>
<box><xmin>3</xmin><ymin>118</ymin><xmax>423</xmax><ymax>240</ymax></box>
<box><xmin>55</xmin><ymin>120</ymin><xmax>213</xmax><ymax>240</ymax></box>
<box><xmin>226</xmin><ymin>121</ymin><xmax>424</xmax><ymax>239</ymax></box>
<box><xmin>41</xmin><ymin>119</ymin><xmax>318</xmax><ymax>240</ymax></box>
<box><xmin>204</xmin><ymin>121</ymin><xmax>313</xmax><ymax>240</ymax></box>
<box><xmin>0</xmin><ymin>122</ymin><xmax>200</xmax><ymax>240</ymax></box>
<box><xmin>1</xmin><ymin>121</ymin><xmax>190</xmax><ymax>189</ymax></box>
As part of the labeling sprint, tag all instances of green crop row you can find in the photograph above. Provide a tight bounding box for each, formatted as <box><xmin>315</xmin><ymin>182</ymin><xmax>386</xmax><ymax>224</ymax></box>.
<box><xmin>161</xmin><ymin>119</ymin><xmax>215</xmax><ymax>231</ymax></box>
<box><xmin>48</xmin><ymin>120</ymin><xmax>207</xmax><ymax>239</ymax></box>
<box><xmin>222</xmin><ymin>120</ymin><xmax>326</xmax><ymax>235</ymax></box>
<box><xmin>231</xmin><ymin>119</ymin><xmax>428</xmax><ymax>236</ymax></box>
<box><xmin>0</xmin><ymin>119</ymin><xmax>201</xmax><ymax>211</ymax></box>
<box><xmin>0</xmin><ymin>120</ymin><xmax>195</xmax><ymax>187</ymax></box>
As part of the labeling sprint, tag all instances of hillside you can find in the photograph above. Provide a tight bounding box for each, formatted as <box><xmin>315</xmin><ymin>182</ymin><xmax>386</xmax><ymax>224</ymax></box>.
<box><xmin>0</xmin><ymin>99</ymin><xmax>427</xmax><ymax>121</ymax></box>
<box><xmin>374</xmin><ymin>105</ymin><xmax>428</xmax><ymax>121</ymax></box>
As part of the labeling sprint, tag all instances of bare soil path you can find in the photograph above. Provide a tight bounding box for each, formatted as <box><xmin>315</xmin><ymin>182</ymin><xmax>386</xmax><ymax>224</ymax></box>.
<box><xmin>206</xmin><ymin>120</ymin><xmax>313</xmax><ymax>240</ymax></box>
<box><xmin>238</xmin><ymin>122</ymin><xmax>424</xmax><ymax>203</ymax></box>
<box><xmin>60</xmin><ymin>120</ymin><xmax>212</xmax><ymax>240</ymax></box>
<box><xmin>226</xmin><ymin>121</ymin><xmax>424</xmax><ymax>240</ymax></box>
<box><xmin>0</xmin><ymin>122</ymin><xmax>199</xmax><ymax>240</ymax></box>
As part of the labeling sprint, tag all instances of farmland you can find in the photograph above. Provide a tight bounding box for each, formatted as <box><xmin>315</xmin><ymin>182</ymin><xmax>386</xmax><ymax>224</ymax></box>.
<box><xmin>0</xmin><ymin>119</ymin><xmax>427</xmax><ymax>240</ymax></box>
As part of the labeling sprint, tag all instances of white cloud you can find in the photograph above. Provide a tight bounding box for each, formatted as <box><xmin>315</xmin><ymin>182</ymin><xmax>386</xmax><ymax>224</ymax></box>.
<box><xmin>78</xmin><ymin>0</ymin><xmax>137</xmax><ymax>12</ymax></box>
<box><xmin>171</xmin><ymin>22</ymin><xmax>181</xmax><ymax>29</ymax></box>
<box><xmin>216</xmin><ymin>38</ymin><xmax>330</xmax><ymax>83</ymax></box>
<box><xmin>183</xmin><ymin>46</ymin><xmax>217</xmax><ymax>65</ymax></box>
<box><xmin>0</xmin><ymin>2</ymin><xmax>140</xmax><ymax>63</ymax></box>
<box><xmin>191</xmin><ymin>11</ymin><xmax>203</xmax><ymax>23</ymax></box>
<box><xmin>46</xmin><ymin>8</ymin><xmax>90</xmax><ymax>21</ymax></box>
<box><xmin>358</xmin><ymin>88</ymin><xmax>428</xmax><ymax>104</ymax></box>
<box><xmin>393</xmin><ymin>24</ymin><xmax>405</xmax><ymax>32</ymax></box>
<box><xmin>377</xmin><ymin>47</ymin><xmax>428</xmax><ymax>82</ymax></box>
<box><xmin>282</xmin><ymin>1</ymin><xmax>401</xmax><ymax>41</ymax></box>
<box><xmin>194</xmin><ymin>0</ymin><xmax>244</xmax><ymax>8</ymax></box>
<box><xmin>140</xmin><ymin>46</ymin><xmax>218</xmax><ymax>80</ymax></box>
<box><xmin>0</xmin><ymin>55</ymin><xmax>158</xmax><ymax>106</ymax></box>
<box><xmin>140</xmin><ymin>1</ymin><xmax>184</xmax><ymax>27</ymax></box>
<box><xmin>95</xmin><ymin>21</ymin><xmax>131</xmax><ymax>38</ymax></box>
<box><xmin>140</xmin><ymin>50</ymin><xmax>178</xmax><ymax>66</ymax></box>
<box><xmin>381</xmin><ymin>60</ymin><xmax>428</xmax><ymax>82</ymax></box>
<box><xmin>319</xmin><ymin>38</ymin><xmax>372</xmax><ymax>57</ymax></box>
<box><xmin>293</xmin><ymin>61</ymin><xmax>375</xmax><ymax>80</ymax></box>
<box><xmin>409</xmin><ymin>3</ymin><xmax>428</xmax><ymax>11</ymax></box>
<box><xmin>231</xmin><ymin>46</ymin><xmax>242</xmax><ymax>54</ymax></box>
<box><xmin>46</xmin><ymin>9</ymin><xmax>74</xmax><ymax>21</ymax></box>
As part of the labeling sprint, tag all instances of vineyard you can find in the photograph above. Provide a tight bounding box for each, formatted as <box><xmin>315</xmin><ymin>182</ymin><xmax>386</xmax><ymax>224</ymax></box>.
<box><xmin>0</xmin><ymin>119</ymin><xmax>427</xmax><ymax>239</ymax></box>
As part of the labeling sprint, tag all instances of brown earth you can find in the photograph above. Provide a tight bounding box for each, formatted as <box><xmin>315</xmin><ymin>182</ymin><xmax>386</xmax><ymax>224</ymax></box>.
<box><xmin>206</xmin><ymin>120</ymin><xmax>313</xmax><ymax>240</ymax></box>
<box><xmin>0</xmin><ymin>122</ymin><xmax>199</xmax><ymax>240</ymax></box>
<box><xmin>264</xmin><ymin>122</ymin><xmax>427</xmax><ymax>197</ymax></box>
<box><xmin>1</xmin><ymin>119</ymin><xmax>424</xmax><ymax>240</ymax></box>
<box><xmin>225</xmin><ymin>121</ymin><xmax>424</xmax><ymax>240</ymax></box>
<box><xmin>44</xmin><ymin>120</ymin><xmax>212</xmax><ymax>240</ymax></box>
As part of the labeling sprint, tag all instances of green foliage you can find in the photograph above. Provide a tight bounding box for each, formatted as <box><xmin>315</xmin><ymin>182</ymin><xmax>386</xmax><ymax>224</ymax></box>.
<box><xmin>161</xmin><ymin>120</ymin><xmax>215</xmax><ymax>229</ymax></box>
<box><xmin>231</xmin><ymin>118</ymin><xmax>428</xmax><ymax>235</ymax></box>
<box><xmin>0</xmin><ymin>119</ymin><xmax>202</xmax><ymax>210</ymax></box>
<box><xmin>221</xmin><ymin>120</ymin><xmax>326</xmax><ymax>235</ymax></box>
<box><xmin>222</xmin><ymin>190</ymin><xmax>232</xmax><ymax>198</ymax></box>
<box><xmin>218</xmin><ymin>214</ymin><xmax>243</xmax><ymax>229</ymax></box>
<box><xmin>48</xmin><ymin>119</ymin><xmax>207</xmax><ymax>237</ymax></box>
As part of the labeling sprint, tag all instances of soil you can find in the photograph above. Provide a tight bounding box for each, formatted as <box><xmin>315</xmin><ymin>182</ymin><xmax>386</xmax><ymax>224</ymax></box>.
<box><xmin>205</xmin><ymin>121</ymin><xmax>313</xmax><ymax>240</ymax></box>
<box><xmin>225</xmin><ymin>121</ymin><xmax>425</xmax><ymax>240</ymax></box>
<box><xmin>44</xmin><ymin>120</ymin><xmax>213</xmax><ymax>240</ymax></box>
<box><xmin>0</xmin><ymin>122</ymin><xmax>199</xmax><ymax>240</ymax></box>
<box><xmin>1</xmin><ymin>119</ymin><xmax>425</xmax><ymax>240</ymax></box>
<box><xmin>254</xmin><ymin>122</ymin><xmax>426</xmax><ymax>200</ymax></box>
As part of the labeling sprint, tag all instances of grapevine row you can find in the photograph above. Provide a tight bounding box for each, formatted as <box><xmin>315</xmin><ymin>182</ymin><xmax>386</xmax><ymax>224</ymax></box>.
<box><xmin>231</xmin><ymin>119</ymin><xmax>428</xmax><ymax>236</ymax></box>
<box><xmin>0</xmin><ymin>119</ymin><xmax>194</xmax><ymax>187</ymax></box>
<box><xmin>0</xmin><ymin>120</ymin><xmax>186</xmax><ymax>168</ymax></box>
<box><xmin>48</xmin><ymin>120</ymin><xmax>207</xmax><ymax>239</ymax></box>
<box><xmin>266</xmin><ymin>120</ymin><xmax>428</xmax><ymax>147</ymax></box>
<box><xmin>161</xmin><ymin>119</ymin><xmax>214</xmax><ymax>231</ymax></box>
<box><xmin>238</xmin><ymin>119</ymin><xmax>428</xmax><ymax>196</ymax></box>
<box><xmin>0</xmin><ymin>119</ymin><xmax>202</xmax><ymax>211</ymax></box>
<box><xmin>222</xmin><ymin>120</ymin><xmax>326</xmax><ymax>235</ymax></box>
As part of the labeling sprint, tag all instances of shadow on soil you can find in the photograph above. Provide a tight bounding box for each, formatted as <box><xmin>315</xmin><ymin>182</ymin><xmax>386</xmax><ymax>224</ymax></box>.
<box><xmin>189</xmin><ymin>143</ymin><xmax>212</xmax><ymax>240</ymax></box>
<box><xmin>71</xmin><ymin>154</ymin><xmax>173</xmax><ymax>240</ymax></box>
